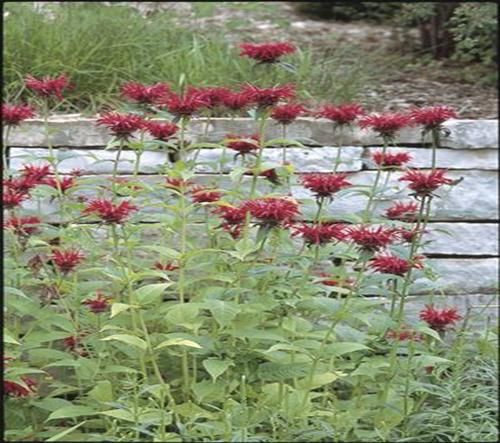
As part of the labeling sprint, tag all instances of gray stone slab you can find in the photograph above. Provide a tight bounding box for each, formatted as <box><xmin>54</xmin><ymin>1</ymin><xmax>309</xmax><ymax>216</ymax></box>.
<box><xmin>8</xmin><ymin>118</ymin><xmax>498</xmax><ymax>149</ymax></box>
<box><xmin>363</xmin><ymin>147</ymin><xmax>499</xmax><ymax>170</ymax></box>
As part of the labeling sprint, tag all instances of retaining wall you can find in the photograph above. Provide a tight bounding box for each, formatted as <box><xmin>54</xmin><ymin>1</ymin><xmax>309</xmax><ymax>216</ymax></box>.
<box><xmin>6</xmin><ymin>117</ymin><xmax>499</xmax><ymax>323</ymax></box>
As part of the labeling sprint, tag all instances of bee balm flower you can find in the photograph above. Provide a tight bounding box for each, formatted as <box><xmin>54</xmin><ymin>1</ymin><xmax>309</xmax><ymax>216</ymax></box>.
<box><xmin>242</xmin><ymin>84</ymin><xmax>295</xmax><ymax>108</ymax></box>
<box><xmin>271</xmin><ymin>103</ymin><xmax>306</xmax><ymax>125</ymax></box>
<box><xmin>359</xmin><ymin>112</ymin><xmax>412</xmax><ymax>139</ymax></box>
<box><xmin>121</xmin><ymin>81</ymin><xmax>170</xmax><ymax>104</ymax></box>
<box><xmin>300</xmin><ymin>173</ymin><xmax>351</xmax><ymax>199</ymax></box>
<box><xmin>399</xmin><ymin>170</ymin><xmax>453</xmax><ymax>197</ymax></box>
<box><xmin>315</xmin><ymin>103</ymin><xmax>365</xmax><ymax>126</ymax></box>
<box><xmin>293</xmin><ymin>222</ymin><xmax>347</xmax><ymax>245</ymax></box>
<box><xmin>50</xmin><ymin>249</ymin><xmax>85</xmax><ymax>274</ymax></box>
<box><xmin>2</xmin><ymin>103</ymin><xmax>35</xmax><ymax>126</ymax></box>
<box><xmin>83</xmin><ymin>199</ymin><xmax>137</xmax><ymax>224</ymax></box>
<box><xmin>97</xmin><ymin>112</ymin><xmax>145</xmax><ymax>139</ymax></box>
<box><xmin>372</xmin><ymin>151</ymin><xmax>412</xmax><ymax>168</ymax></box>
<box><xmin>409</xmin><ymin>105</ymin><xmax>457</xmax><ymax>130</ymax></box>
<box><xmin>239</xmin><ymin>42</ymin><xmax>296</xmax><ymax>63</ymax></box>
<box><xmin>347</xmin><ymin>225</ymin><xmax>397</xmax><ymax>252</ymax></box>
<box><xmin>82</xmin><ymin>292</ymin><xmax>111</xmax><ymax>314</ymax></box>
<box><xmin>25</xmin><ymin>74</ymin><xmax>71</xmax><ymax>100</ymax></box>
<box><xmin>242</xmin><ymin>197</ymin><xmax>300</xmax><ymax>227</ymax></box>
<box><xmin>384</xmin><ymin>201</ymin><xmax>418</xmax><ymax>221</ymax></box>
<box><xmin>419</xmin><ymin>304</ymin><xmax>461</xmax><ymax>332</ymax></box>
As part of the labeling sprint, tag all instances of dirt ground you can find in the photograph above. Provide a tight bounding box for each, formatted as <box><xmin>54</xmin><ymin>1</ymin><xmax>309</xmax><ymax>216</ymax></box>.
<box><xmin>166</xmin><ymin>1</ymin><xmax>498</xmax><ymax>119</ymax></box>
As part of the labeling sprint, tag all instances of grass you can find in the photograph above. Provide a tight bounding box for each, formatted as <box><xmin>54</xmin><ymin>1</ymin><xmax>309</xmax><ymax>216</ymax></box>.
<box><xmin>3</xmin><ymin>2</ymin><xmax>380</xmax><ymax>114</ymax></box>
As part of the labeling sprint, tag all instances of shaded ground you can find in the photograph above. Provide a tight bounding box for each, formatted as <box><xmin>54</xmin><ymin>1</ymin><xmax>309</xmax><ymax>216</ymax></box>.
<box><xmin>167</xmin><ymin>1</ymin><xmax>498</xmax><ymax>119</ymax></box>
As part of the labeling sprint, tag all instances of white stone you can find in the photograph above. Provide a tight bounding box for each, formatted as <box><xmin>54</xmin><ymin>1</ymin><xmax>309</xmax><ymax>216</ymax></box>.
<box><xmin>363</xmin><ymin>147</ymin><xmax>499</xmax><ymax>170</ymax></box>
<box><xmin>422</xmin><ymin>223</ymin><xmax>499</xmax><ymax>256</ymax></box>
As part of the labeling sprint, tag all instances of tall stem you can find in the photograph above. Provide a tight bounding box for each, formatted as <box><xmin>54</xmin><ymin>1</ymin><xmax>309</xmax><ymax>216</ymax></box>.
<box><xmin>111</xmin><ymin>138</ymin><xmax>125</xmax><ymax>197</ymax></box>
<box><xmin>281</xmin><ymin>124</ymin><xmax>287</xmax><ymax>163</ymax></box>
<box><xmin>249</xmin><ymin>113</ymin><xmax>269</xmax><ymax>198</ymax></box>
<box><xmin>431</xmin><ymin>128</ymin><xmax>440</xmax><ymax>170</ymax></box>
<box><xmin>332</xmin><ymin>125</ymin><xmax>342</xmax><ymax>173</ymax></box>
<box><xmin>364</xmin><ymin>137</ymin><xmax>389</xmax><ymax>220</ymax></box>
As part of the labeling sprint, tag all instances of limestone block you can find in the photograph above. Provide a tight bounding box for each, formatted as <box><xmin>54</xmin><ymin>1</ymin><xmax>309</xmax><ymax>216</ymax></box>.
<box><xmin>363</xmin><ymin>147</ymin><xmax>498</xmax><ymax>170</ymax></box>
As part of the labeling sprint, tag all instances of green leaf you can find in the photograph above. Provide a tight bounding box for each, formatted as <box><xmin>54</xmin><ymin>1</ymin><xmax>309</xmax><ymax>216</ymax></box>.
<box><xmin>110</xmin><ymin>303</ymin><xmax>133</xmax><ymax>318</ymax></box>
<box><xmin>202</xmin><ymin>358</ymin><xmax>234</xmax><ymax>382</ymax></box>
<box><xmin>100</xmin><ymin>409</ymin><xmax>135</xmax><ymax>422</ymax></box>
<box><xmin>135</xmin><ymin>283</ymin><xmax>172</xmax><ymax>305</ymax></box>
<box><xmin>155</xmin><ymin>338</ymin><xmax>203</xmax><ymax>350</ymax></box>
<box><xmin>88</xmin><ymin>380</ymin><xmax>113</xmax><ymax>402</ymax></box>
<box><xmin>100</xmin><ymin>334</ymin><xmax>147</xmax><ymax>350</ymax></box>
<box><xmin>165</xmin><ymin>304</ymin><xmax>203</xmax><ymax>330</ymax></box>
<box><xmin>46</xmin><ymin>406</ymin><xmax>97</xmax><ymax>421</ymax></box>
<box><xmin>297</xmin><ymin>372</ymin><xmax>342</xmax><ymax>389</ymax></box>
<box><xmin>4</xmin><ymin>329</ymin><xmax>20</xmax><ymax>345</ymax></box>
<box><xmin>324</xmin><ymin>342</ymin><xmax>370</xmax><ymax>357</ymax></box>
<box><xmin>204</xmin><ymin>300</ymin><xmax>238</xmax><ymax>328</ymax></box>
<box><xmin>258</xmin><ymin>362</ymin><xmax>311</xmax><ymax>381</ymax></box>
<box><xmin>46</xmin><ymin>421</ymin><xmax>87</xmax><ymax>441</ymax></box>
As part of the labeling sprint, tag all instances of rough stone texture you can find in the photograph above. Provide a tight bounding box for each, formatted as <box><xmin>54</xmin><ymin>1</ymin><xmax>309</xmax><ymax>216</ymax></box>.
<box><xmin>363</xmin><ymin>147</ymin><xmax>498</xmax><ymax>170</ymax></box>
<box><xmin>414</xmin><ymin>258</ymin><xmax>498</xmax><ymax>295</ymax></box>
<box><xmin>422</xmin><ymin>223</ymin><xmax>499</xmax><ymax>256</ymax></box>
<box><xmin>294</xmin><ymin>170</ymin><xmax>499</xmax><ymax>221</ymax></box>
<box><xmin>8</xmin><ymin>118</ymin><xmax>498</xmax><ymax>149</ymax></box>
<box><xmin>5</xmin><ymin>118</ymin><xmax>499</xmax><ymax>307</ymax></box>
<box><xmin>9</xmin><ymin>146</ymin><xmax>364</xmax><ymax>174</ymax></box>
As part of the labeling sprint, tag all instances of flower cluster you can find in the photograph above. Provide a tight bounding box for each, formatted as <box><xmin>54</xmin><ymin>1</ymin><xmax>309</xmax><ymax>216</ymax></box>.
<box><xmin>144</xmin><ymin>121</ymin><xmax>178</xmax><ymax>141</ymax></box>
<box><xmin>4</xmin><ymin>216</ymin><xmax>41</xmax><ymax>236</ymax></box>
<box><xmin>159</xmin><ymin>87</ymin><xmax>210</xmax><ymax>117</ymax></box>
<box><xmin>82</xmin><ymin>292</ymin><xmax>112</xmax><ymax>314</ymax></box>
<box><xmin>121</xmin><ymin>81</ymin><xmax>171</xmax><ymax>104</ymax></box>
<box><xmin>315</xmin><ymin>103</ymin><xmax>365</xmax><ymax>126</ymax></box>
<box><xmin>242</xmin><ymin>84</ymin><xmax>295</xmax><ymax>108</ymax></box>
<box><xmin>242</xmin><ymin>197</ymin><xmax>300</xmax><ymax>227</ymax></box>
<box><xmin>359</xmin><ymin>112</ymin><xmax>412</xmax><ymax>139</ymax></box>
<box><xmin>384</xmin><ymin>201</ymin><xmax>419</xmax><ymax>220</ymax></box>
<box><xmin>271</xmin><ymin>103</ymin><xmax>306</xmax><ymax>125</ymax></box>
<box><xmin>25</xmin><ymin>74</ymin><xmax>71</xmax><ymax>100</ymax></box>
<box><xmin>419</xmin><ymin>304</ymin><xmax>462</xmax><ymax>331</ymax></box>
<box><xmin>2</xmin><ymin>103</ymin><xmax>35</xmax><ymax>126</ymax></box>
<box><xmin>83</xmin><ymin>199</ymin><xmax>138</xmax><ymax>224</ymax></box>
<box><xmin>399</xmin><ymin>170</ymin><xmax>453</xmax><ymax>197</ymax></box>
<box><xmin>213</xmin><ymin>205</ymin><xmax>248</xmax><ymax>238</ymax></box>
<box><xmin>50</xmin><ymin>249</ymin><xmax>85</xmax><ymax>274</ymax></box>
<box><xmin>372</xmin><ymin>151</ymin><xmax>412</xmax><ymax>168</ymax></box>
<box><xmin>300</xmin><ymin>173</ymin><xmax>351</xmax><ymax>199</ymax></box>
<box><xmin>224</xmin><ymin>134</ymin><xmax>260</xmax><ymax>155</ymax></box>
<box><xmin>239</xmin><ymin>42</ymin><xmax>296</xmax><ymax>63</ymax></box>
<box><xmin>386</xmin><ymin>326</ymin><xmax>423</xmax><ymax>342</ymax></box>
<box><xmin>97</xmin><ymin>112</ymin><xmax>145</xmax><ymax>138</ymax></box>
<box><xmin>347</xmin><ymin>225</ymin><xmax>397</xmax><ymax>252</ymax></box>
<box><xmin>369</xmin><ymin>253</ymin><xmax>423</xmax><ymax>276</ymax></box>
<box><xmin>190</xmin><ymin>186</ymin><xmax>222</xmax><ymax>203</ymax></box>
<box><xmin>293</xmin><ymin>222</ymin><xmax>346</xmax><ymax>245</ymax></box>
<box><xmin>409</xmin><ymin>106</ymin><xmax>457</xmax><ymax>130</ymax></box>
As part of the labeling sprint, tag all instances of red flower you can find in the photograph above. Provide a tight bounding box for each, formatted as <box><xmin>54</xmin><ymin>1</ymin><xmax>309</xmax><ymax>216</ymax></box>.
<box><xmin>145</xmin><ymin>121</ymin><xmax>178</xmax><ymax>141</ymax></box>
<box><xmin>42</xmin><ymin>176</ymin><xmax>77</xmax><ymax>193</ymax></box>
<box><xmin>196</xmin><ymin>87</ymin><xmax>232</xmax><ymax>109</ymax></box>
<box><xmin>2</xmin><ymin>103</ymin><xmax>35</xmax><ymax>126</ymax></box>
<box><xmin>386</xmin><ymin>326</ymin><xmax>423</xmax><ymax>342</ymax></box>
<box><xmin>419</xmin><ymin>304</ymin><xmax>462</xmax><ymax>332</ymax></box>
<box><xmin>25</xmin><ymin>74</ymin><xmax>71</xmax><ymax>100</ymax></box>
<box><xmin>396</xmin><ymin>227</ymin><xmax>421</xmax><ymax>243</ymax></box>
<box><xmin>154</xmin><ymin>262</ymin><xmax>179</xmax><ymax>271</ymax></box>
<box><xmin>399</xmin><ymin>170</ymin><xmax>453</xmax><ymax>196</ymax></box>
<box><xmin>300</xmin><ymin>173</ymin><xmax>351</xmax><ymax>199</ymax></box>
<box><xmin>347</xmin><ymin>225</ymin><xmax>397</xmax><ymax>251</ymax></box>
<box><xmin>317</xmin><ymin>273</ymin><xmax>355</xmax><ymax>288</ymax></box>
<box><xmin>3</xmin><ymin>188</ymin><xmax>29</xmax><ymax>209</ymax></box>
<box><xmin>121</xmin><ymin>81</ymin><xmax>170</xmax><ymax>104</ymax></box>
<box><xmin>224</xmin><ymin>134</ymin><xmax>260</xmax><ymax>155</ymax></box>
<box><xmin>4</xmin><ymin>376</ymin><xmax>37</xmax><ymax>397</ymax></box>
<box><xmin>213</xmin><ymin>205</ymin><xmax>249</xmax><ymax>239</ymax></box>
<box><xmin>359</xmin><ymin>113</ymin><xmax>412</xmax><ymax>138</ymax></box>
<box><xmin>315</xmin><ymin>103</ymin><xmax>365</xmax><ymax>126</ymax></box>
<box><xmin>159</xmin><ymin>87</ymin><xmax>210</xmax><ymax>117</ymax></box>
<box><xmin>409</xmin><ymin>106</ymin><xmax>457</xmax><ymax>130</ymax></box>
<box><xmin>221</xmin><ymin>90</ymin><xmax>254</xmax><ymax>112</ymax></box>
<box><xmin>63</xmin><ymin>334</ymin><xmax>88</xmax><ymax>356</ymax></box>
<box><xmin>4</xmin><ymin>216</ymin><xmax>40</xmax><ymax>236</ymax></box>
<box><xmin>369</xmin><ymin>253</ymin><xmax>421</xmax><ymax>276</ymax></box>
<box><xmin>3</xmin><ymin>176</ymin><xmax>38</xmax><ymax>193</ymax></box>
<box><xmin>83</xmin><ymin>199</ymin><xmax>137</xmax><ymax>224</ymax></box>
<box><xmin>97</xmin><ymin>112</ymin><xmax>145</xmax><ymax>138</ymax></box>
<box><xmin>165</xmin><ymin>177</ymin><xmax>193</xmax><ymax>191</ymax></box>
<box><xmin>50</xmin><ymin>249</ymin><xmax>85</xmax><ymax>274</ymax></box>
<box><xmin>293</xmin><ymin>222</ymin><xmax>347</xmax><ymax>245</ymax></box>
<box><xmin>384</xmin><ymin>201</ymin><xmax>418</xmax><ymax>221</ymax></box>
<box><xmin>21</xmin><ymin>164</ymin><xmax>52</xmax><ymax>182</ymax></box>
<box><xmin>190</xmin><ymin>186</ymin><xmax>222</xmax><ymax>203</ymax></box>
<box><xmin>372</xmin><ymin>151</ymin><xmax>412</xmax><ymax>168</ymax></box>
<box><xmin>82</xmin><ymin>292</ymin><xmax>112</xmax><ymax>314</ymax></box>
<box><xmin>271</xmin><ymin>103</ymin><xmax>306</xmax><ymax>125</ymax></box>
<box><xmin>259</xmin><ymin>168</ymin><xmax>280</xmax><ymax>185</ymax></box>
<box><xmin>242</xmin><ymin>197</ymin><xmax>300</xmax><ymax>226</ymax></box>
<box><xmin>242</xmin><ymin>84</ymin><xmax>296</xmax><ymax>108</ymax></box>
<box><xmin>239</xmin><ymin>42</ymin><xmax>296</xmax><ymax>63</ymax></box>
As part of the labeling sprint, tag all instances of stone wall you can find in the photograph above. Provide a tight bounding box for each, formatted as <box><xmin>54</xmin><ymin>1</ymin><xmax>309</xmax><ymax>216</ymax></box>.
<box><xmin>6</xmin><ymin>117</ymin><xmax>499</xmax><ymax>324</ymax></box>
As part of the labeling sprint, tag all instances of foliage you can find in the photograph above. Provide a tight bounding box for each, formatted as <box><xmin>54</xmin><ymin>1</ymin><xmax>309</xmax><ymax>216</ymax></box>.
<box><xmin>3</xmin><ymin>22</ymin><xmax>498</xmax><ymax>443</ymax></box>
<box><xmin>293</xmin><ymin>2</ymin><xmax>402</xmax><ymax>22</ymax></box>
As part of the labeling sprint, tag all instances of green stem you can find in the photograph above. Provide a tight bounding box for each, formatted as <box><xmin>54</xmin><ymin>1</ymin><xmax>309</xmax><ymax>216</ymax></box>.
<box><xmin>364</xmin><ymin>137</ymin><xmax>389</xmax><ymax>220</ymax></box>
<box><xmin>332</xmin><ymin>125</ymin><xmax>342</xmax><ymax>173</ymax></box>
<box><xmin>111</xmin><ymin>138</ymin><xmax>125</xmax><ymax>196</ymax></box>
<box><xmin>249</xmin><ymin>114</ymin><xmax>269</xmax><ymax>198</ymax></box>
<box><xmin>281</xmin><ymin>124</ymin><xmax>287</xmax><ymax>163</ymax></box>
<box><xmin>431</xmin><ymin>128</ymin><xmax>440</xmax><ymax>170</ymax></box>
